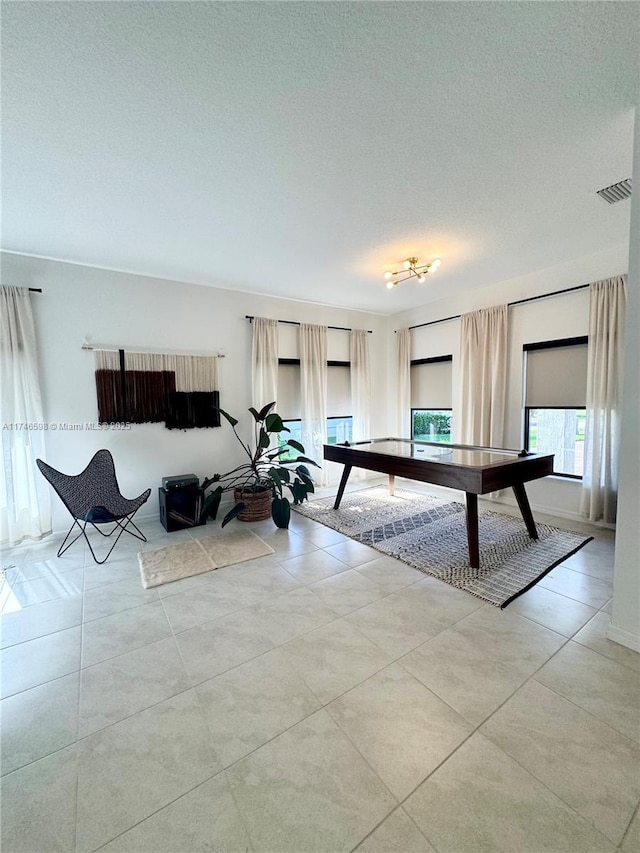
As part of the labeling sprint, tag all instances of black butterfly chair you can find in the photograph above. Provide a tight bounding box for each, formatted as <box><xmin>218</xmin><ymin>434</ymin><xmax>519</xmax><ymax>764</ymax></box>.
<box><xmin>36</xmin><ymin>450</ymin><xmax>152</xmax><ymax>564</ymax></box>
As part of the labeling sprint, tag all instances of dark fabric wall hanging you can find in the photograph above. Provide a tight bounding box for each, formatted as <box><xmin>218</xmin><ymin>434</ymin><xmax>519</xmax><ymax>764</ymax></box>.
<box><xmin>165</xmin><ymin>391</ymin><xmax>221</xmax><ymax>429</ymax></box>
<box><xmin>93</xmin><ymin>350</ymin><xmax>220</xmax><ymax>429</ymax></box>
<box><xmin>95</xmin><ymin>369</ymin><xmax>125</xmax><ymax>424</ymax></box>
<box><xmin>125</xmin><ymin>371</ymin><xmax>176</xmax><ymax>423</ymax></box>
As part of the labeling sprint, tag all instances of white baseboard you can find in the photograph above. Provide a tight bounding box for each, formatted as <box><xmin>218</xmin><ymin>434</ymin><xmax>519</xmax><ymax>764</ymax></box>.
<box><xmin>606</xmin><ymin>623</ymin><xmax>640</xmax><ymax>653</ymax></box>
<box><xmin>488</xmin><ymin>493</ymin><xmax>616</xmax><ymax>529</ymax></box>
<box><xmin>42</xmin><ymin>494</ymin><xmax>609</xmax><ymax>539</ymax></box>
<box><xmin>490</xmin><ymin>493</ymin><xmax>581</xmax><ymax>522</ymax></box>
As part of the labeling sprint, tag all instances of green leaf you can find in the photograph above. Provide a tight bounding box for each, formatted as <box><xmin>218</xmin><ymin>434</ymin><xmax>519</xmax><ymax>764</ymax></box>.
<box><xmin>291</xmin><ymin>481</ymin><xmax>308</xmax><ymax>504</ymax></box>
<box><xmin>298</xmin><ymin>473</ymin><xmax>314</xmax><ymax>491</ymax></box>
<box><xmin>290</xmin><ymin>456</ymin><xmax>321</xmax><ymax>468</ymax></box>
<box><xmin>217</xmin><ymin>408</ymin><xmax>238</xmax><ymax>427</ymax></box>
<box><xmin>200</xmin><ymin>491</ymin><xmax>221</xmax><ymax>521</ymax></box>
<box><xmin>265</xmin><ymin>413</ymin><xmax>285</xmax><ymax>433</ymax></box>
<box><xmin>258</xmin><ymin>428</ymin><xmax>270</xmax><ymax>449</ymax></box>
<box><xmin>221</xmin><ymin>502</ymin><xmax>245</xmax><ymax>528</ymax></box>
<box><xmin>271</xmin><ymin>497</ymin><xmax>291</xmax><ymax>528</ymax></box>
<box><xmin>269</xmin><ymin>466</ymin><xmax>290</xmax><ymax>483</ymax></box>
<box><xmin>257</xmin><ymin>402</ymin><xmax>276</xmax><ymax>421</ymax></box>
<box><xmin>286</xmin><ymin>439</ymin><xmax>305</xmax><ymax>453</ymax></box>
<box><xmin>248</xmin><ymin>407</ymin><xmax>261</xmax><ymax>422</ymax></box>
<box><xmin>200</xmin><ymin>475</ymin><xmax>221</xmax><ymax>491</ymax></box>
<box><xmin>266</xmin><ymin>447</ymin><xmax>290</xmax><ymax>460</ymax></box>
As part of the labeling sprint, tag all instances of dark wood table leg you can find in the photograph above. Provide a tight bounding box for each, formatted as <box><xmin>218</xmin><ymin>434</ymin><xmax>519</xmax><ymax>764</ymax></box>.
<box><xmin>465</xmin><ymin>492</ymin><xmax>479</xmax><ymax>568</ymax></box>
<box><xmin>512</xmin><ymin>482</ymin><xmax>538</xmax><ymax>539</ymax></box>
<box><xmin>333</xmin><ymin>465</ymin><xmax>353</xmax><ymax>509</ymax></box>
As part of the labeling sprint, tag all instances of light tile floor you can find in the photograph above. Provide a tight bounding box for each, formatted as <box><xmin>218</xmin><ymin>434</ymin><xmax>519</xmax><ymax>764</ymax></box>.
<box><xmin>1</xmin><ymin>482</ymin><xmax>638</xmax><ymax>853</ymax></box>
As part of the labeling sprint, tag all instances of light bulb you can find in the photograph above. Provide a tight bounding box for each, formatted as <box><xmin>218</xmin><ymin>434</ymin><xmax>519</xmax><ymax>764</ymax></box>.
<box><xmin>384</xmin><ymin>271</ymin><xmax>392</xmax><ymax>280</ymax></box>
<box><xmin>386</xmin><ymin>280</ymin><xmax>394</xmax><ymax>290</ymax></box>
<box><xmin>403</xmin><ymin>260</ymin><xmax>411</xmax><ymax>270</ymax></box>
<box><xmin>418</xmin><ymin>274</ymin><xmax>425</xmax><ymax>283</ymax></box>
<box><xmin>431</xmin><ymin>258</ymin><xmax>441</xmax><ymax>268</ymax></box>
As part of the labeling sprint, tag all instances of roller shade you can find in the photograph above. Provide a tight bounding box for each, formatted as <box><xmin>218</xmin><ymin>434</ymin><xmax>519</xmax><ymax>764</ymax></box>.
<box><xmin>277</xmin><ymin>363</ymin><xmax>351</xmax><ymax>419</ymax></box>
<box><xmin>328</xmin><ymin>365</ymin><xmax>351</xmax><ymax>416</ymax></box>
<box><xmin>411</xmin><ymin>359</ymin><xmax>453</xmax><ymax>409</ymax></box>
<box><xmin>525</xmin><ymin>340</ymin><xmax>588</xmax><ymax>407</ymax></box>
<box><xmin>277</xmin><ymin>363</ymin><xmax>300</xmax><ymax>420</ymax></box>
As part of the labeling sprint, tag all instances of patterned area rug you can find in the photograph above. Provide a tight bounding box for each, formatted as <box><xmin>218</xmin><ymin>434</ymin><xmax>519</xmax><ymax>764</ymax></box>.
<box><xmin>294</xmin><ymin>487</ymin><xmax>592</xmax><ymax>608</ymax></box>
<box><xmin>139</xmin><ymin>528</ymin><xmax>274</xmax><ymax>589</ymax></box>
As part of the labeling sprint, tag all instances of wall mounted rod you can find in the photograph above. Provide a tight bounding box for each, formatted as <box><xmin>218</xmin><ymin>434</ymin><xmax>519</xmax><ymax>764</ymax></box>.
<box><xmin>405</xmin><ymin>313</ymin><xmax>460</xmax><ymax>332</ymax></box>
<box><xmin>245</xmin><ymin>316</ymin><xmax>372</xmax><ymax>333</ymax></box>
<box><xmin>81</xmin><ymin>343</ymin><xmax>225</xmax><ymax>357</ymax></box>
<box><xmin>402</xmin><ymin>281</ymin><xmax>593</xmax><ymax>332</ymax></box>
<box><xmin>28</xmin><ymin>288</ymin><xmax>42</xmax><ymax>292</ymax></box>
<box><xmin>507</xmin><ymin>282</ymin><xmax>589</xmax><ymax>308</ymax></box>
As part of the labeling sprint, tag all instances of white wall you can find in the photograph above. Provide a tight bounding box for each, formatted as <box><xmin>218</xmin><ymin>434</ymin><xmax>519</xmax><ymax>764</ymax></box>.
<box><xmin>3</xmin><ymin>241</ymin><xmax>634</xmax><ymax>543</ymax></box>
<box><xmin>0</xmin><ymin>253</ymin><xmax>388</xmax><ymax>532</ymax></box>
<box><xmin>389</xmin><ymin>244</ymin><xmax>629</xmax><ymax>520</ymax></box>
<box><xmin>610</xmin><ymin>104</ymin><xmax>640</xmax><ymax>652</ymax></box>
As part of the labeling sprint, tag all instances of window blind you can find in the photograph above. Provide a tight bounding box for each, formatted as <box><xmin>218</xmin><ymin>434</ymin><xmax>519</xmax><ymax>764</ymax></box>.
<box><xmin>524</xmin><ymin>338</ymin><xmax>588</xmax><ymax>407</ymax></box>
<box><xmin>277</xmin><ymin>363</ymin><xmax>351</xmax><ymax>419</ymax></box>
<box><xmin>410</xmin><ymin>358</ymin><xmax>453</xmax><ymax>409</ymax></box>
<box><xmin>277</xmin><ymin>363</ymin><xmax>300</xmax><ymax>420</ymax></box>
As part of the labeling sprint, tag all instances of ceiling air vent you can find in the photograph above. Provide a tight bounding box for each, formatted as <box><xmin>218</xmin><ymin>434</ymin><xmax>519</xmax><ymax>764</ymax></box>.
<box><xmin>596</xmin><ymin>178</ymin><xmax>632</xmax><ymax>204</ymax></box>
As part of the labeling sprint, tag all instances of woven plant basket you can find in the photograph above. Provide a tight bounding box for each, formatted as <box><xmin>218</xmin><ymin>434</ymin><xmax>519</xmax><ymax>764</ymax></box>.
<box><xmin>233</xmin><ymin>488</ymin><xmax>272</xmax><ymax>522</ymax></box>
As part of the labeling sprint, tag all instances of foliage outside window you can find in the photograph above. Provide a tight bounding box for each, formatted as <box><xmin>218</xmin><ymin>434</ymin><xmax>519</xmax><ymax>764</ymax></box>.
<box><xmin>279</xmin><ymin>417</ymin><xmax>353</xmax><ymax>460</ymax></box>
<box><xmin>525</xmin><ymin>408</ymin><xmax>585</xmax><ymax>479</ymax></box>
<box><xmin>412</xmin><ymin>409</ymin><xmax>452</xmax><ymax>443</ymax></box>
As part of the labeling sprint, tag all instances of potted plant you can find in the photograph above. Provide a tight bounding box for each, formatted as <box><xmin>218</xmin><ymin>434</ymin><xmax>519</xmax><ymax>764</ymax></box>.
<box><xmin>201</xmin><ymin>402</ymin><xmax>320</xmax><ymax>528</ymax></box>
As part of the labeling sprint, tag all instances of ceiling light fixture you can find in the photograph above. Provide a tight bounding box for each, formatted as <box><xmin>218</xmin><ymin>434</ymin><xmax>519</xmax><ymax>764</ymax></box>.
<box><xmin>384</xmin><ymin>257</ymin><xmax>441</xmax><ymax>289</ymax></box>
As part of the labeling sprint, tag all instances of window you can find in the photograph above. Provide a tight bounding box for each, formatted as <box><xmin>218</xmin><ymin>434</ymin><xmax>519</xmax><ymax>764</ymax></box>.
<box><xmin>278</xmin><ymin>419</ymin><xmax>302</xmax><ymax>461</ymax></box>
<box><xmin>523</xmin><ymin>337</ymin><xmax>588</xmax><ymax>479</ymax></box>
<box><xmin>410</xmin><ymin>356</ymin><xmax>453</xmax><ymax>443</ymax></box>
<box><xmin>525</xmin><ymin>409</ymin><xmax>585</xmax><ymax>478</ymax></box>
<box><xmin>412</xmin><ymin>409</ymin><xmax>452</xmax><ymax>443</ymax></box>
<box><xmin>276</xmin><ymin>359</ymin><xmax>352</xmax><ymax>459</ymax></box>
<box><xmin>326</xmin><ymin>415</ymin><xmax>353</xmax><ymax>445</ymax></box>
<box><xmin>279</xmin><ymin>416</ymin><xmax>353</xmax><ymax>460</ymax></box>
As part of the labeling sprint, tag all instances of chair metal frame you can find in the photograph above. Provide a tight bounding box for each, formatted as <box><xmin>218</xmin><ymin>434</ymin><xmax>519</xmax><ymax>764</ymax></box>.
<box><xmin>36</xmin><ymin>450</ymin><xmax>152</xmax><ymax>564</ymax></box>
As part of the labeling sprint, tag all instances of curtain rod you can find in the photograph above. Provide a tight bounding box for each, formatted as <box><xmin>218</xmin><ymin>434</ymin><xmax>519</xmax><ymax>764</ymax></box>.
<box><xmin>401</xmin><ymin>282</ymin><xmax>591</xmax><ymax>332</ymax></box>
<box><xmin>29</xmin><ymin>288</ymin><xmax>42</xmax><ymax>293</ymax></box>
<box><xmin>245</xmin><ymin>316</ymin><xmax>372</xmax><ymax>333</ymax></box>
<box><xmin>81</xmin><ymin>342</ymin><xmax>225</xmax><ymax>357</ymax></box>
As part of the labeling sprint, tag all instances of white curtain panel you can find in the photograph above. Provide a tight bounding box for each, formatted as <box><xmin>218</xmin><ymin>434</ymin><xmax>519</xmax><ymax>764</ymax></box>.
<box><xmin>580</xmin><ymin>275</ymin><xmax>627</xmax><ymax>523</ymax></box>
<box><xmin>459</xmin><ymin>304</ymin><xmax>508</xmax><ymax>446</ymax></box>
<box><xmin>350</xmin><ymin>329</ymin><xmax>371</xmax><ymax>442</ymax></box>
<box><xmin>0</xmin><ymin>286</ymin><xmax>52</xmax><ymax>545</ymax></box>
<box><xmin>300</xmin><ymin>323</ymin><xmax>328</xmax><ymax>486</ymax></box>
<box><xmin>349</xmin><ymin>329</ymin><xmax>372</xmax><ymax>482</ymax></box>
<box><xmin>251</xmin><ymin>317</ymin><xmax>279</xmax><ymax>411</ymax></box>
<box><xmin>395</xmin><ymin>328</ymin><xmax>412</xmax><ymax>438</ymax></box>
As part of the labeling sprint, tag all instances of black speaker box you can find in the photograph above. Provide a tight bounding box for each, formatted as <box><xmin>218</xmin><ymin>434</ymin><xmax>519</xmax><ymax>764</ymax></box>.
<box><xmin>158</xmin><ymin>486</ymin><xmax>205</xmax><ymax>532</ymax></box>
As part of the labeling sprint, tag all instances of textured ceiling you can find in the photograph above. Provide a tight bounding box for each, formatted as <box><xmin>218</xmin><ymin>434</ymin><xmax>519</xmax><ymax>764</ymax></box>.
<box><xmin>2</xmin><ymin>2</ymin><xmax>638</xmax><ymax>314</ymax></box>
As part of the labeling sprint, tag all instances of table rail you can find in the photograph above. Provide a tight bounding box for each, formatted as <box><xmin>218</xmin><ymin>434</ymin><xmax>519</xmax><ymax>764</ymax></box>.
<box><xmin>341</xmin><ymin>437</ymin><xmax>530</xmax><ymax>457</ymax></box>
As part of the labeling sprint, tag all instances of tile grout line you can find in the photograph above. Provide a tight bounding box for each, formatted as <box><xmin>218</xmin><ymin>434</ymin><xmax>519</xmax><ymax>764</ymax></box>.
<box><xmin>469</xmin><ymin>638</ymin><xmax>639</xmax><ymax>845</ymax></box>
<box><xmin>2</xmin><ymin>513</ymin><xmax>628</xmax><ymax>852</ymax></box>
<box><xmin>379</xmin><ymin>654</ymin><xmax>621</xmax><ymax>851</ymax></box>
<box><xmin>528</xmin><ymin>669</ymin><xmax>640</xmax><ymax>747</ymax></box>
<box><xmin>618</xmin><ymin>800</ymin><xmax>640</xmax><ymax>851</ymax></box>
